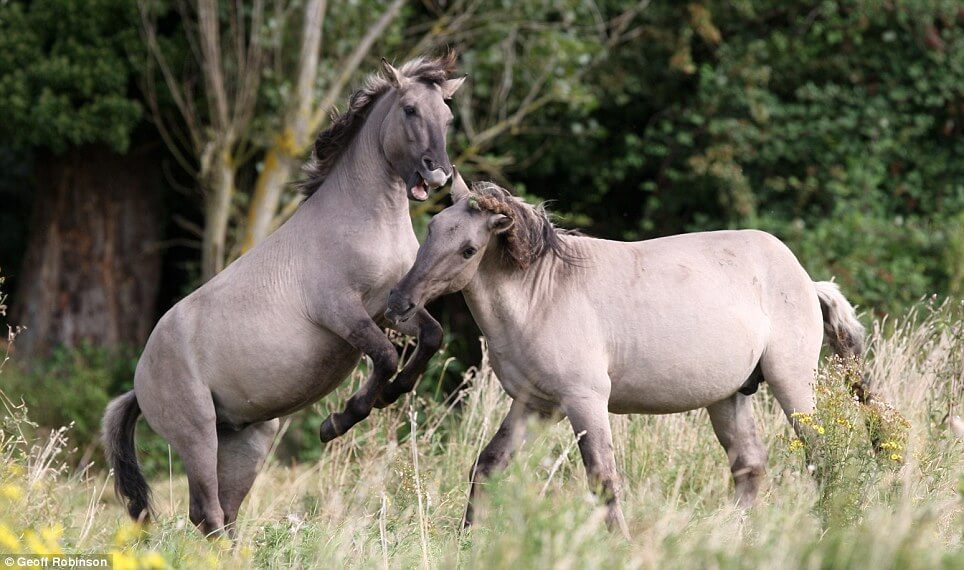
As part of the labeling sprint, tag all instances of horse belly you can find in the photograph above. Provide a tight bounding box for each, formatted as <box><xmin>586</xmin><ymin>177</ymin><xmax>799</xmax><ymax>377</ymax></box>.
<box><xmin>205</xmin><ymin>324</ymin><xmax>362</xmax><ymax>424</ymax></box>
<box><xmin>606</xmin><ymin>306</ymin><xmax>768</xmax><ymax>414</ymax></box>
<box><xmin>142</xmin><ymin>297</ymin><xmax>362</xmax><ymax>426</ymax></box>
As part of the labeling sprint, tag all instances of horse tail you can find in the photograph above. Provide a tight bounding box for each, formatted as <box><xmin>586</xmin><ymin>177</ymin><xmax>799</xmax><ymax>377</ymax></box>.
<box><xmin>813</xmin><ymin>281</ymin><xmax>871</xmax><ymax>403</ymax></box>
<box><xmin>102</xmin><ymin>390</ymin><xmax>152</xmax><ymax>522</ymax></box>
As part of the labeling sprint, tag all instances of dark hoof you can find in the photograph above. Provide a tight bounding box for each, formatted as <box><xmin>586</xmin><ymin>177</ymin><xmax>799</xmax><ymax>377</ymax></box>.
<box><xmin>319</xmin><ymin>416</ymin><xmax>341</xmax><ymax>442</ymax></box>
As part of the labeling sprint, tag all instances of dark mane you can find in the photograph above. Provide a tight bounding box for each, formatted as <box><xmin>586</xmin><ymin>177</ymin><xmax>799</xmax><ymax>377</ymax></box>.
<box><xmin>298</xmin><ymin>51</ymin><xmax>459</xmax><ymax>197</ymax></box>
<box><xmin>468</xmin><ymin>182</ymin><xmax>582</xmax><ymax>270</ymax></box>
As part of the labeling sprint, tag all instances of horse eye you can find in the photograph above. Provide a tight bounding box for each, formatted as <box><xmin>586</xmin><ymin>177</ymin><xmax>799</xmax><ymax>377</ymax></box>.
<box><xmin>404</xmin><ymin>106</ymin><xmax>416</xmax><ymax>116</ymax></box>
<box><xmin>462</xmin><ymin>247</ymin><xmax>477</xmax><ymax>259</ymax></box>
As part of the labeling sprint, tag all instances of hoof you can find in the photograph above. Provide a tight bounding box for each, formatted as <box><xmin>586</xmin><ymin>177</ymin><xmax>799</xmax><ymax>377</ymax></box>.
<box><xmin>319</xmin><ymin>416</ymin><xmax>340</xmax><ymax>442</ymax></box>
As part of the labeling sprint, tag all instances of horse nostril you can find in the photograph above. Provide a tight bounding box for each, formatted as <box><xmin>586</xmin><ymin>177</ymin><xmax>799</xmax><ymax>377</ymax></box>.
<box><xmin>422</xmin><ymin>157</ymin><xmax>436</xmax><ymax>171</ymax></box>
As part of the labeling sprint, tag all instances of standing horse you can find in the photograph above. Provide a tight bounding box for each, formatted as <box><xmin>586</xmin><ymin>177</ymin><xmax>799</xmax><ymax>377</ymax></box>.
<box><xmin>385</xmin><ymin>173</ymin><xmax>868</xmax><ymax>534</ymax></box>
<box><xmin>101</xmin><ymin>55</ymin><xmax>465</xmax><ymax>535</ymax></box>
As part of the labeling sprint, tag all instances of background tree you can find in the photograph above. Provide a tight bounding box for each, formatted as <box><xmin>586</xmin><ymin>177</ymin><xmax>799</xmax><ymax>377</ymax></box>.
<box><xmin>141</xmin><ymin>0</ymin><xmax>412</xmax><ymax>274</ymax></box>
<box><xmin>0</xmin><ymin>0</ymin><xmax>162</xmax><ymax>359</ymax></box>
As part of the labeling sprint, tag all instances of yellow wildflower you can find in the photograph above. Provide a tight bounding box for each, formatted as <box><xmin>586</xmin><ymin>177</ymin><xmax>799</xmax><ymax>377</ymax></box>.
<box><xmin>113</xmin><ymin>522</ymin><xmax>143</xmax><ymax>546</ymax></box>
<box><xmin>214</xmin><ymin>536</ymin><xmax>233</xmax><ymax>552</ymax></box>
<box><xmin>139</xmin><ymin>551</ymin><xmax>168</xmax><ymax>569</ymax></box>
<box><xmin>40</xmin><ymin>525</ymin><xmax>63</xmax><ymax>548</ymax></box>
<box><xmin>890</xmin><ymin>453</ymin><xmax>903</xmax><ymax>462</ymax></box>
<box><xmin>0</xmin><ymin>484</ymin><xmax>24</xmax><ymax>501</ymax></box>
<box><xmin>791</xmin><ymin>413</ymin><xmax>813</xmax><ymax>426</ymax></box>
<box><xmin>110</xmin><ymin>550</ymin><xmax>138</xmax><ymax>570</ymax></box>
<box><xmin>788</xmin><ymin>438</ymin><xmax>805</xmax><ymax>451</ymax></box>
<box><xmin>0</xmin><ymin>523</ymin><xmax>20</xmax><ymax>552</ymax></box>
<box><xmin>24</xmin><ymin>529</ymin><xmax>61</xmax><ymax>555</ymax></box>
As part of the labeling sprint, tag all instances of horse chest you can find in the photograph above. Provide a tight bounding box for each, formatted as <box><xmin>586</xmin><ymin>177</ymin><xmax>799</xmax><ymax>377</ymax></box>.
<box><xmin>487</xmin><ymin>348</ymin><xmax>559</xmax><ymax>411</ymax></box>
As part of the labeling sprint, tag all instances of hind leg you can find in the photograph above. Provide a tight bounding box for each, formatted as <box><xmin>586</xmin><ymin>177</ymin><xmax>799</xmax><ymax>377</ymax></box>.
<box><xmin>760</xmin><ymin>332</ymin><xmax>821</xmax><ymax>437</ymax></box>
<box><xmin>144</xmin><ymin>392</ymin><xmax>224</xmax><ymax>536</ymax></box>
<box><xmin>707</xmin><ymin>394</ymin><xmax>768</xmax><ymax>506</ymax></box>
<box><xmin>217</xmin><ymin>419</ymin><xmax>280</xmax><ymax>534</ymax></box>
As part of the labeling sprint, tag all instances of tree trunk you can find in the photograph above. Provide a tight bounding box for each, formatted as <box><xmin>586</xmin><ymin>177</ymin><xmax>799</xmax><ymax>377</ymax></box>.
<box><xmin>242</xmin><ymin>145</ymin><xmax>300</xmax><ymax>251</ymax></box>
<box><xmin>240</xmin><ymin>0</ymin><xmax>405</xmax><ymax>253</ymax></box>
<box><xmin>11</xmin><ymin>146</ymin><xmax>163</xmax><ymax>360</ymax></box>
<box><xmin>200</xmin><ymin>147</ymin><xmax>235</xmax><ymax>281</ymax></box>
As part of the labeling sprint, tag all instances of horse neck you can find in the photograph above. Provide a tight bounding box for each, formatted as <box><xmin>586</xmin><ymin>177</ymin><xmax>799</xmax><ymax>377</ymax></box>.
<box><xmin>463</xmin><ymin>247</ymin><xmax>567</xmax><ymax>337</ymax></box>
<box><xmin>296</xmin><ymin>91</ymin><xmax>410</xmax><ymax>230</ymax></box>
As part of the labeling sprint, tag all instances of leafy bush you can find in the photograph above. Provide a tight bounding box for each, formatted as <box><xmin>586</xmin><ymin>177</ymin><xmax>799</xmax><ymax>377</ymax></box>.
<box><xmin>1</xmin><ymin>344</ymin><xmax>178</xmax><ymax>477</ymax></box>
<box><xmin>508</xmin><ymin>0</ymin><xmax>963</xmax><ymax>317</ymax></box>
<box><xmin>785</xmin><ymin>358</ymin><xmax>910</xmax><ymax>524</ymax></box>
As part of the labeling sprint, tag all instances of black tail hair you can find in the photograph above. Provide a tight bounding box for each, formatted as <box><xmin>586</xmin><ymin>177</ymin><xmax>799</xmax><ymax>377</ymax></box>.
<box><xmin>101</xmin><ymin>391</ymin><xmax>151</xmax><ymax>522</ymax></box>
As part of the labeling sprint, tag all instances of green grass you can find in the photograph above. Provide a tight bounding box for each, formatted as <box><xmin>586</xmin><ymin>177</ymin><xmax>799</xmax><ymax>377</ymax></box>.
<box><xmin>1</xmin><ymin>299</ymin><xmax>962</xmax><ymax>568</ymax></box>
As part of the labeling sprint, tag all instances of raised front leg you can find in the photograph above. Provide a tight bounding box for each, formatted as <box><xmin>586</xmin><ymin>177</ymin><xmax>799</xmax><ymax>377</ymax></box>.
<box><xmin>319</xmin><ymin>313</ymin><xmax>399</xmax><ymax>442</ymax></box>
<box><xmin>563</xmin><ymin>394</ymin><xmax>630</xmax><ymax>538</ymax></box>
<box><xmin>462</xmin><ymin>400</ymin><xmax>539</xmax><ymax>529</ymax></box>
<box><xmin>375</xmin><ymin>307</ymin><xmax>443</xmax><ymax>408</ymax></box>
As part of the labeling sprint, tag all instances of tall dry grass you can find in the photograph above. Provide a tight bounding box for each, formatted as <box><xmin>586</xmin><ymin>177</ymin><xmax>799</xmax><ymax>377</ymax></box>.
<box><xmin>0</xmin><ymin>299</ymin><xmax>961</xmax><ymax>568</ymax></box>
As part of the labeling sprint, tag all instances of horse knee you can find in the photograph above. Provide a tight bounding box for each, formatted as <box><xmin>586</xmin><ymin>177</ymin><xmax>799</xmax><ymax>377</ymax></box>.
<box><xmin>469</xmin><ymin>457</ymin><xmax>496</xmax><ymax>483</ymax></box>
<box><xmin>588</xmin><ymin>470</ymin><xmax>621</xmax><ymax>504</ymax></box>
<box><xmin>372</xmin><ymin>346</ymin><xmax>399</xmax><ymax>378</ymax></box>
<box><xmin>730</xmin><ymin>449</ymin><xmax>767</xmax><ymax>506</ymax></box>
<box><xmin>731</xmin><ymin>440</ymin><xmax>767</xmax><ymax>474</ymax></box>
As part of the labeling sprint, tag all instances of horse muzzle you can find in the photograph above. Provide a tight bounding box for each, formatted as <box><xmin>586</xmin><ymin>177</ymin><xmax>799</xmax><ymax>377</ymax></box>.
<box><xmin>385</xmin><ymin>292</ymin><xmax>418</xmax><ymax>324</ymax></box>
<box><xmin>421</xmin><ymin>166</ymin><xmax>450</xmax><ymax>189</ymax></box>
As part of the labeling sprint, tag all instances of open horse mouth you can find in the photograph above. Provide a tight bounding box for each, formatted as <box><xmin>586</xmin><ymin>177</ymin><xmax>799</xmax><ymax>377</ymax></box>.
<box><xmin>408</xmin><ymin>167</ymin><xmax>449</xmax><ymax>202</ymax></box>
<box><xmin>408</xmin><ymin>173</ymin><xmax>430</xmax><ymax>201</ymax></box>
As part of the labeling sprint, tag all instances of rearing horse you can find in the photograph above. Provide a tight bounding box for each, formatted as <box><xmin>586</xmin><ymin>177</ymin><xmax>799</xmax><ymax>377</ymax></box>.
<box><xmin>102</xmin><ymin>54</ymin><xmax>465</xmax><ymax>535</ymax></box>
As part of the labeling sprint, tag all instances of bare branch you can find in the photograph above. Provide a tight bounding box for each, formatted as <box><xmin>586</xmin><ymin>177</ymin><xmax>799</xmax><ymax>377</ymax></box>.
<box><xmin>308</xmin><ymin>0</ymin><xmax>406</xmax><ymax>136</ymax></box>
<box><xmin>198</xmin><ymin>0</ymin><xmax>230</xmax><ymax>130</ymax></box>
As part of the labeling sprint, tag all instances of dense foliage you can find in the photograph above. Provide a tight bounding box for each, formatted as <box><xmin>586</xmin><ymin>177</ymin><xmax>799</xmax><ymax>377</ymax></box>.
<box><xmin>0</xmin><ymin>0</ymin><xmax>142</xmax><ymax>153</ymax></box>
<box><xmin>499</xmin><ymin>1</ymin><xmax>963</xmax><ymax>315</ymax></box>
<box><xmin>1</xmin><ymin>0</ymin><xmax>959</xmax><ymax>317</ymax></box>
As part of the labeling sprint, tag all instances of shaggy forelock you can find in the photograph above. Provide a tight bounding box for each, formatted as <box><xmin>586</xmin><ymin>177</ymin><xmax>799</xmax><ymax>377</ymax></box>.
<box><xmin>297</xmin><ymin>51</ymin><xmax>458</xmax><ymax>197</ymax></box>
<box><xmin>468</xmin><ymin>182</ymin><xmax>579</xmax><ymax>270</ymax></box>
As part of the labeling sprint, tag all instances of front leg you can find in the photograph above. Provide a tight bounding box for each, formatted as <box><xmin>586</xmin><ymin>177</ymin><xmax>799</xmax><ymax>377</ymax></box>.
<box><xmin>563</xmin><ymin>392</ymin><xmax>630</xmax><ymax>538</ymax></box>
<box><xmin>375</xmin><ymin>307</ymin><xmax>443</xmax><ymax>409</ymax></box>
<box><xmin>319</xmin><ymin>311</ymin><xmax>399</xmax><ymax>442</ymax></box>
<box><xmin>463</xmin><ymin>400</ymin><xmax>538</xmax><ymax>529</ymax></box>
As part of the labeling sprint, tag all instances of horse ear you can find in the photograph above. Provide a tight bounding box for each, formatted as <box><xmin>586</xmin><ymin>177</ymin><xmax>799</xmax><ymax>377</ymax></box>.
<box><xmin>441</xmin><ymin>75</ymin><xmax>467</xmax><ymax>99</ymax></box>
<box><xmin>450</xmin><ymin>168</ymin><xmax>470</xmax><ymax>201</ymax></box>
<box><xmin>381</xmin><ymin>58</ymin><xmax>407</xmax><ymax>88</ymax></box>
<box><xmin>488</xmin><ymin>214</ymin><xmax>513</xmax><ymax>234</ymax></box>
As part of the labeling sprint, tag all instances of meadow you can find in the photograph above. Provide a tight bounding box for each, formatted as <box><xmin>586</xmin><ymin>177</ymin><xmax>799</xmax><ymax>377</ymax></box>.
<box><xmin>0</xmin><ymin>299</ymin><xmax>961</xmax><ymax>569</ymax></box>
